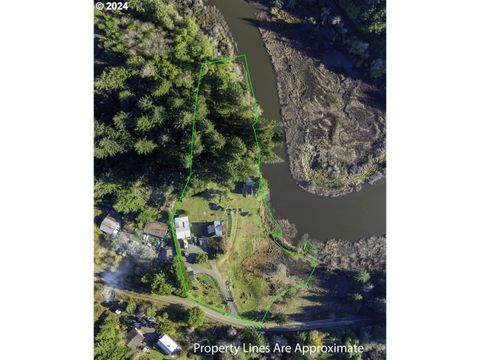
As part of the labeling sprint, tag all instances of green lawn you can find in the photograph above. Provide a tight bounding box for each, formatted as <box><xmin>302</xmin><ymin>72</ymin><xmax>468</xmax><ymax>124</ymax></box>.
<box><xmin>230</xmin><ymin>275</ymin><xmax>269</xmax><ymax>315</ymax></box>
<box><xmin>178</xmin><ymin>193</ymin><xmax>228</xmax><ymax>222</ymax></box>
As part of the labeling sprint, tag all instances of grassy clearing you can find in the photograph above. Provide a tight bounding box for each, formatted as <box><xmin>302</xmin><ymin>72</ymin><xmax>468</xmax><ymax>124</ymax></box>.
<box><xmin>231</xmin><ymin>275</ymin><xmax>269</xmax><ymax>314</ymax></box>
<box><xmin>215</xmin><ymin>192</ymin><xmax>272</xmax><ymax>315</ymax></box>
<box><xmin>178</xmin><ymin>194</ymin><xmax>228</xmax><ymax>224</ymax></box>
<box><xmin>190</xmin><ymin>274</ymin><xmax>227</xmax><ymax>312</ymax></box>
<box><xmin>177</xmin><ymin>189</ymin><xmax>272</xmax><ymax>315</ymax></box>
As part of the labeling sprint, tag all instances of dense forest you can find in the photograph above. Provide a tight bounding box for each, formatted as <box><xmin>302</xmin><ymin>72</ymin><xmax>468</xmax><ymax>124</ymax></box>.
<box><xmin>335</xmin><ymin>0</ymin><xmax>386</xmax><ymax>55</ymax></box>
<box><xmin>94</xmin><ymin>0</ymin><xmax>276</xmax><ymax>226</ymax></box>
<box><xmin>267</xmin><ymin>0</ymin><xmax>386</xmax><ymax>80</ymax></box>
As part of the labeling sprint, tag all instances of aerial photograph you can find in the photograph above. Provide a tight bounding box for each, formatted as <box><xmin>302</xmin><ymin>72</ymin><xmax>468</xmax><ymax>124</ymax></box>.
<box><xmin>93</xmin><ymin>0</ymin><xmax>386</xmax><ymax>358</ymax></box>
<box><xmin>5</xmin><ymin>0</ymin><xmax>480</xmax><ymax>359</ymax></box>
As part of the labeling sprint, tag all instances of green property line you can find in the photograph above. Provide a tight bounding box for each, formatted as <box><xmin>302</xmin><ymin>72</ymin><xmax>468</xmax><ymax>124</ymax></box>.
<box><xmin>169</xmin><ymin>54</ymin><xmax>319</xmax><ymax>327</ymax></box>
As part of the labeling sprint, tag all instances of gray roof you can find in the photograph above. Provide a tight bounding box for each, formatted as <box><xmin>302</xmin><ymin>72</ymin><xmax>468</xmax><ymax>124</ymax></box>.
<box><xmin>208</xmin><ymin>221</ymin><xmax>225</xmax><ymax>237</ymax></box>
<box><xmin>127</xmin><ymin>328</ymin><xmax>144</xmax><ymax>349</ymax></box>
<box><xmin>100</xmin><ymin>215</ymin><xmax>120</xmax><ymax>234</ymax></box>
<box><xmin>126</xmin><ymin>327</ymin><xmax>156</xmax><ymax>349</ymax></box>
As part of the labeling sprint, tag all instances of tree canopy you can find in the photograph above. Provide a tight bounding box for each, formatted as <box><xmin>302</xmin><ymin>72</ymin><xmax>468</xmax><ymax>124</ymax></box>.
<box><xmin>94</xmin><ymin>1</ymin><xmax>276</xmax><ymax>225</ymax></box>
<box><xmin>94</xmin><ymin>315</ymin><xmax>128</xmax><ymax>360</ymax></box>
<box><xmin>186</xmin><ymin>306</ymin><xmax>205</xmax><ymax>328</ymax></box>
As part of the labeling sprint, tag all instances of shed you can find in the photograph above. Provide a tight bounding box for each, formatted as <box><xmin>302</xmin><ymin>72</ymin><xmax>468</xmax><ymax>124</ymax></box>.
<box><xmin>186</xmin><ymin>266</ymin><xmax>196</xmax><ymax>277</ymax></box>
<box><xmin>242</xmin><ymin>179</ymin><xmax>255</xmax><ymax>197</ymax></box>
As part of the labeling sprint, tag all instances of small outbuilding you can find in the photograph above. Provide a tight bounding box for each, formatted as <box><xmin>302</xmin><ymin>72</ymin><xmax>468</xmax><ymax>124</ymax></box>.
<box><xmin>156</xmin><ymin>334</ymin><xmax>180</xmax><ymax>355</ymax></box>
<box><xmin>100</xmin><ymin>214</ymin><xmax>120</xmax><ymax>235</ymax></box>
<box><xmin>242</xmin><ymin>179</ymin><xmax>255</xmax><ymax>197</ymax></box>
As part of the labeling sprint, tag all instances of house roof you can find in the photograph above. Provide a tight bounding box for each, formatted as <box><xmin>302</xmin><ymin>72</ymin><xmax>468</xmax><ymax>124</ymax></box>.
<box><xmin>174</xmin><ymin>216</ymin><xmax>189</xmax><ymax>229</ymax></box>
<box><xmin>127</xmin><ymin>327</ymin><xmax>156</xmax><ymax>349</ymax></box>
<box><xmin>157</xmin><ymin>334</ymin><xmax>179</xmax><ymax>355</ymax></box>
<box><xmin>215</xmin><ymin>221</ymin><xmax>225</xmax><ymax>237</ymax></box>
<box><xmin>144</xmin><ymin>221</ymin><xmax>168</xmax><ymax>238</ymax></box>
<box><xmin>100</xmin><ymin>215</ymin><xmax>120</xmax><ymax>234</ymax></box>
<box><xmin>127</xmin><ymin>328</ymin><xmax>144</xmax><ymax>349</ymax></box>
<box><xmin>174</xmin><ymin>216</ymin><xmax>191</xmax><ymax>239</ymax></box>
<box><xmin>208</xmin><ymin>221</ymin><xmax>225</xmax><ymax>237</ymax></box>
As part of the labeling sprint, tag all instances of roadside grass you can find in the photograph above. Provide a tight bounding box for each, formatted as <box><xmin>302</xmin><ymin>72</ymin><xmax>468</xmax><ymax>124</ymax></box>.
<box><xmin>190</xmin><ymin>274</ymin><xmax>228</xmax><ymax>312</ymax></box>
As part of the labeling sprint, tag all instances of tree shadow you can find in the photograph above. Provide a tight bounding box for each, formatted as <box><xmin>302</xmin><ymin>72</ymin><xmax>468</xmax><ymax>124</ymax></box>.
<box><xmin>163</xmin><ymin>303</ymin><xmax>186</xmax><ymax>322</ymax></box>
<box><xmin>242</xmin><ymin>16</ymin><xmax>369</xmax><ymax>81</ymax></box>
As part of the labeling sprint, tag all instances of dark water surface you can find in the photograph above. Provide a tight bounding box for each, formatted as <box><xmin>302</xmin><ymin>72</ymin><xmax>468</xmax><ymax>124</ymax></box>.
<box><xmin>207</xmin><ymin>0</ymin><xmax>386</xmax><ymax>241</ymax></box>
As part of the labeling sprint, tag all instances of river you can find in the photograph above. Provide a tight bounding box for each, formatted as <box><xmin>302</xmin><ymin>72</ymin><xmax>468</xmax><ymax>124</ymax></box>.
<box><xmin>207</xmin><ymin>0</ymin><xmax>386</xmax><ymax>242</ymax></box>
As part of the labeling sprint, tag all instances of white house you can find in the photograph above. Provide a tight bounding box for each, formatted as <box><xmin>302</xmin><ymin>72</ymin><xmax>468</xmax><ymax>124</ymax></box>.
<box><xmin>100</xmin><ymin>214</ymin><xmax>120</xmax><ymax>235</ymax></box>
<box><xmin>174</xmin><ymin>216</ymin><xmax>191</xmax><ymax>240</ymax></box>
<box><xmin>156</xmin><ymin>334</ymin><xmax>180</xmax><ymax>355</ymax></box>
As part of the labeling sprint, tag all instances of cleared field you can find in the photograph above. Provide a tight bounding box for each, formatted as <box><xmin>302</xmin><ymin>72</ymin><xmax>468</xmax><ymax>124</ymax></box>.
<box><xmin>178</xmin><ymin>189</ymin><xmax>273</xmax><ymax>316</ymax></box>
<box><xmin>178</xmin><ymin>192</ymin><xmax>228</xmax><ymax>225</ymax></box>
<box><xmin>216</xmin><ymin>193</ymin><xmax>272</xmax><ymax>315</ymax></box>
